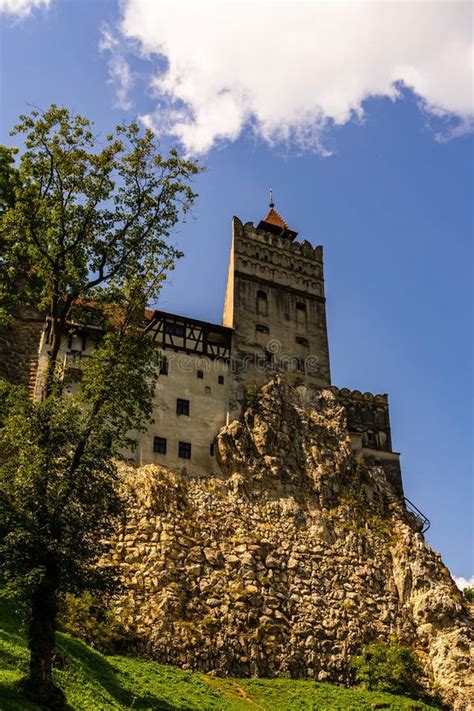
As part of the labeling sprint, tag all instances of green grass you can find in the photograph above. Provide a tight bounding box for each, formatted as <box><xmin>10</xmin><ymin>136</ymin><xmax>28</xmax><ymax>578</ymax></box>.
<box><xmin>0</xmin><ymin>592</ymin><xmax>437</xmax><ymax>710</ymax></box>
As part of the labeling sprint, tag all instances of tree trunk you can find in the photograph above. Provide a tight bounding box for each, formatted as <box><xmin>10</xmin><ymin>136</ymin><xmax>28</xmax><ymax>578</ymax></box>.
<box><xmin>21</xmin><ymin>574</ymin><xmax>65</xmax><ymax>710</ymax></box>
<box><xmin>43</xmin><ymin>317</ymin><xmax>63</xmax><ymax>400</ymax></box>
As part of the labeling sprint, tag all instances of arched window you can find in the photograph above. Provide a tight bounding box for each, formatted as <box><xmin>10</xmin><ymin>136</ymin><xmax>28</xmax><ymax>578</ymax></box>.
<box><xmin>256</xmin><ymin>290</ymin><xmax>268</xmax><ymax>315</ymax></box>
<box><xmin>256</xmin><ymin>324</ymin><xmax>269</xmax><ymax>334</ymax></box>
<box><xmin>295</xmin><ymin>336</ymin><xmax>309</xmax><ymax>348</ymax></box>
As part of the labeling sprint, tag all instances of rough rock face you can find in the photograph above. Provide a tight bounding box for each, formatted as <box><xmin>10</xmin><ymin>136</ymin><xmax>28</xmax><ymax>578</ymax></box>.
<box><xmin>109</xmin><ymin>378</ymin><xmax>472</xmax><ymax>710</ymax></box>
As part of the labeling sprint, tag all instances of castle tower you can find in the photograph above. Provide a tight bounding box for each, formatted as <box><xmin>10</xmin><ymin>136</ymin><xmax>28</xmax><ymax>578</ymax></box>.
<box><xmin>223</xmin><ymin>202</ymin><xmax>331</xmax><ymax>413</ymax></box>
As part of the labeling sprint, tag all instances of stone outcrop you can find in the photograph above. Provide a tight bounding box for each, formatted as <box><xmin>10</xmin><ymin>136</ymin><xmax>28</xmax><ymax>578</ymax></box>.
<box><xmin>108</xmin><ymin>377</ymin><xmax>472</xmax><ymax>710</ymax></box>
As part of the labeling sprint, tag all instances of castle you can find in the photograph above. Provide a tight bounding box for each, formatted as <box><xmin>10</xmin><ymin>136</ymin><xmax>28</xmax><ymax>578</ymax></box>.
<box><xmin>1</xmin><ymin>201</ymin><xmax>403</xmax><ymax>494</ymax></box>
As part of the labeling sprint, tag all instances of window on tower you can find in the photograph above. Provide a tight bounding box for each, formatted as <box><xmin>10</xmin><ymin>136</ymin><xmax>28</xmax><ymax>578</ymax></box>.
<box><xmin>295</xmin><ymin>357</ymin><xmax>306</xmax><ymax>372</ymax></box>
<box><xmin>295</xmin><ymin>301</ymin><xmax>307</xmax><ymax>324</ymax></box>
<box><xmin>256</xmin><ymin>290</ymin><xmax>268</xmax><ymax>315</ymax></box>
<box><xmin>256</xmin><ymin>324</ymin><xmax>269</xmax><ymax>334</ymax></box>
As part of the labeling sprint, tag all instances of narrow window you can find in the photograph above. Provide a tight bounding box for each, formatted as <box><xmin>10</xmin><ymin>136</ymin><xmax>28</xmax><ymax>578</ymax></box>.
<box><xmin>67</xmin><ymin>333</ymin><xmax>74</xmax><ymax>350</ymax></box>
<box><xmin>295</xmin><ymin>336</ymin><xmax>309</xmax><ymax>348</ymax></box>
<box><xmin>295</xmin><ymin>301</ymin><xmax>307</xmax><ymax>324</ymax></box>
<box><xmin>376</xmin><ymin>409</ymin><xmax>387</xmax><ymax>426</ymax></box>
<box><xmin>295</xmin><ymin>357</ymin><xmax>305</xmax><ymax>372</ymax></box>
<box><xmin>159</xmin><ymin>356</ymin><xmax>169</xmax><ymax>375</ymax></box>
<box><xmin>256</xmin><ymin>290</ymin><xmax>268</xmax><ymax>315</ymax></box>
<box><xmin>255</xmin><ymin>324</ymin><xmax>269</xmax><ymax>334</ymax></box>
<box><xmin>210</xmin><ymin>442</ymin><xmax>215</xmax><ymax>456</ymax></box>
<box><xmin>218</xmin><ymin>375</ymin><xmax>224</xmax><ymax>385</ymax></box>
<box><xmin>197</xmin><ymin>369</ymin><xmax>204</xmax><ymax>379</ymax></box>
<box><xmin>176</xmin><ymin>398</ymin><xmax>190</xmax><ymax>416</ymax></box>
<box><xmin>81</xmin><ymin>335</ymin><xmax>87</xmax><ymax>351</ymax></box>
<box><xmin>153</xmin><ymin>436</ymin><xmax>167</xmax><ymax>454</ymax></box>
<box><xmin>366</xmin><ymin>431</ymin><xmax>378</xmax><ymax>449</ymax></box>
<box><xmin>178</xmin><ymin>441</ymin><xmax>192</xmax><ymax>459</ymax></box>
<box><xmin>363</xmin><ymin>408</ymin><xmax>375</xmax><ymax>424</ymax></box>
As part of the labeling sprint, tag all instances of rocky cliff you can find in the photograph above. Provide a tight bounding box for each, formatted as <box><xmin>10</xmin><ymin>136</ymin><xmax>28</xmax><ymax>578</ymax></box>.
<box><xmin>109</xmin><ymin>378</ymin><xmax>472</xmax><ymax>709</ymax></box>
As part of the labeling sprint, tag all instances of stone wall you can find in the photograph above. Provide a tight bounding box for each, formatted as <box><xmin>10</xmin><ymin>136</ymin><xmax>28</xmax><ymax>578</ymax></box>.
<box><xmin>0</xmin><ymin>309</ymin><xmax>45</xmax><ymax>391</ymax></box>
<box><xmin>107</xmin><ymin>378</ymin><xmax>472</xmax><ymax>710</ymax></box>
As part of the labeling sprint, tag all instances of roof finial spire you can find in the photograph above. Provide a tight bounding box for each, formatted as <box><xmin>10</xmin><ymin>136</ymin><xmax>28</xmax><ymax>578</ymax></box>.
<box><xmin>269</xmin><ymin>188</ymin><xmax>274</xmax><ymax>208</ymax></box>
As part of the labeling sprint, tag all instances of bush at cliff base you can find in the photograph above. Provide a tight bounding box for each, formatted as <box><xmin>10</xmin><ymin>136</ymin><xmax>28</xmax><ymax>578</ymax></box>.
<box><xmin>350</xmin><ymin>639</ymin><xmax>423</xmax><ymax>696</ymax></box>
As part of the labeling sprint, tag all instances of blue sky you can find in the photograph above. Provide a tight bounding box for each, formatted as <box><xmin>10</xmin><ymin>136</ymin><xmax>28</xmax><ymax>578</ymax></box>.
<box><xmin>1</xmin><ymin>0</ymin><xmax>472</xmax><ymax>580</ymax></box>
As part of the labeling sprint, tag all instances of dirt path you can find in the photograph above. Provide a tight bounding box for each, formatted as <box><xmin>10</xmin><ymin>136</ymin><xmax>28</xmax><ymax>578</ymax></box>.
<box><xmin>201</xmin><ymin>675</ymin><xmax>267</xmax><ymax>710</ymax></box>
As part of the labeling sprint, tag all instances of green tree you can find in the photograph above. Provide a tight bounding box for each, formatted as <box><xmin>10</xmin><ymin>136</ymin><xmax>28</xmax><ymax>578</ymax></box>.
<box><xmin>0</xmin><ymin>105</ymin><xmax>200</xmax><ymax>709</ymax></box>
<box><xmin>350</xmin><ymin>639</ymin><xmax>423</xmax><ymax>697</ymax></box>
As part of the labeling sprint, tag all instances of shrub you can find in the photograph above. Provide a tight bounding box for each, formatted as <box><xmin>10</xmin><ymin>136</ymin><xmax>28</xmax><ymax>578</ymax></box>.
<box><xmin>58</xmin><ymin>592</ymin><xmax>135</xmax><ymax>654</ymax></box>
<box><xmin>350</xmin><ymin>639</ymin><xmax>423</xmax><ymax>696</ymax></box>
<box><xmin>463</xmin><ymin>587</ymin><xmax>474</xmax><ymax>602</ymax></box>
<box><xmin>245</xmin><ymin>384</ymin><xmax>261</xmax><ymax>408</ymax></box>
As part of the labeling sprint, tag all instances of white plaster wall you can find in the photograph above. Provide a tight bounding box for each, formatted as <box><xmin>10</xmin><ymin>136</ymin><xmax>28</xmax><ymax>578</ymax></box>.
<box><xmin>135</xmin><ymin>351</ymin><xmax>229</xmax><ymax>475</ymax></box>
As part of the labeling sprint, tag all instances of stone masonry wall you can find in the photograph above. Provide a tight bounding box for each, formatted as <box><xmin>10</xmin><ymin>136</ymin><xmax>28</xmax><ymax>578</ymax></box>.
<box><xmin>108</xmin><ymin>378</ymin><xmax>472</xmax><ymax>710</ymax></box>
<box><xmin>0</xmin><ymin>309</ymin><xmax>45</xmax><ymax>391</ymax></box>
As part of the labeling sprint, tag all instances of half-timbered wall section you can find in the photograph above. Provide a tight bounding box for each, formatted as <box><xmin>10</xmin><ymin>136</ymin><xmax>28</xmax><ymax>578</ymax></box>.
<box><xmin>137</xmin><ymin>310</ymin><xmax>232</xmax><ymax>474</ymax></box>
<box><xmin>145</xmin><ymin>310</ymin><xmax>232</xmax><ymax>360</ymax></box>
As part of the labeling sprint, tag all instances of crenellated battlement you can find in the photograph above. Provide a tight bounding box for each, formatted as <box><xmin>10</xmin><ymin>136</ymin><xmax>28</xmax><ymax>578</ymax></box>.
<box><xmin>231</xmin><ymin>216</ymin><xmax>325</xmax><ymax>300</ymax></box>
<box><xmin>329</xmin><ymin>385</ymin><xmax>389</xmax><ymax>405</ymax></box>
<box><xmin>233</xmin><ymin>216</ymin><xmax>323</xmax><ymax>263</ymax></box>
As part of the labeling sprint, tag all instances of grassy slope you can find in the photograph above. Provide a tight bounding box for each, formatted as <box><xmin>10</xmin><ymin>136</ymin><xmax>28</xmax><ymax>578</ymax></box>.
<box><xmin>0</xmin><ymin>593</ymin><xmax>437</xmax><ymax>711</ymax></box>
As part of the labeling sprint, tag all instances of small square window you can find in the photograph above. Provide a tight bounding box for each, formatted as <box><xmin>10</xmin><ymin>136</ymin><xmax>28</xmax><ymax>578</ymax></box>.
<box><xmin>178</xmin><ymin>441</ymin><xmax>191</xmax><ymax>459</ymax></box>
<box><xmin>159</xmin><ymin>357</ymin><xmax>169</xmax><ymax>375</ymax></box>
<box><xmin>197</xmin><ymin>370</ymin><xmax>204</xmax><ymax>379</ymax></box>
<box><xmin>176</xmin><ymin>398</ymin><xmax>190</xmax><ymax>416</ymax></box>
<box><xmin>153</xmin><ymin>436</ymin><xmax>167</xmax><ymax>454</ymax></box>
<box><xmin>218</xmin><ymin>375</ymin><xmax>224</xmax><ymax>385</ymax></box>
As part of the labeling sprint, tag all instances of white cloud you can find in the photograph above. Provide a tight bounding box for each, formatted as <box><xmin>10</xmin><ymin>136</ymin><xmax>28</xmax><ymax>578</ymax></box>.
<box><xmin>453</xmin><ymin>576</ymin><xmax>474</xmax><ymax>591</ymax></box>
<box><xmin>118</xmin><ymin>0</ymin><xmax>474</xmax><ymax>155</ymax></box>
<box><xmin>100</xmin><ymin>25</ymin><xmax>134</xmax><ymax>111</ymax></box>
<box><xmin>0</xmin><ymin>0</ymin><xmax>49</xmax><ymax>17</ymax></box>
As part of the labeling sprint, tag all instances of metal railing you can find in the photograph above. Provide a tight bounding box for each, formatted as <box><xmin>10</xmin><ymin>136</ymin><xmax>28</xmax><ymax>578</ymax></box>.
<box><xmin>402</xmin><ymin>497</ymin><xmax>431</xmax><ymax>534</ymax></box>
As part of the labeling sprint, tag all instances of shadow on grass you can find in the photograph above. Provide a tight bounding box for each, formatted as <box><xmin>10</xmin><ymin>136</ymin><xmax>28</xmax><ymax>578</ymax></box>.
<box><xmin>57</xmin><ymin>634</ymin><xmax>178</xmax><ymax>710</ymax></box>
<box><xmin>0</xmin><ymin>677</ymin><xmax>43</xmax><ymax>711</ymax></box>
<box><xmin>0</xmin><ymin>597</ymin><xmax>27</xmax><ymax>641</ymax></box>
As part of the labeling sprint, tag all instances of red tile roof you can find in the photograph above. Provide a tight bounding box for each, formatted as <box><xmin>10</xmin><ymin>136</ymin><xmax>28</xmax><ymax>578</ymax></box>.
<box><xmin>262</xmin><ymin>207</ymin><xmax>290</xmax><ymax>230</ymax></box>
